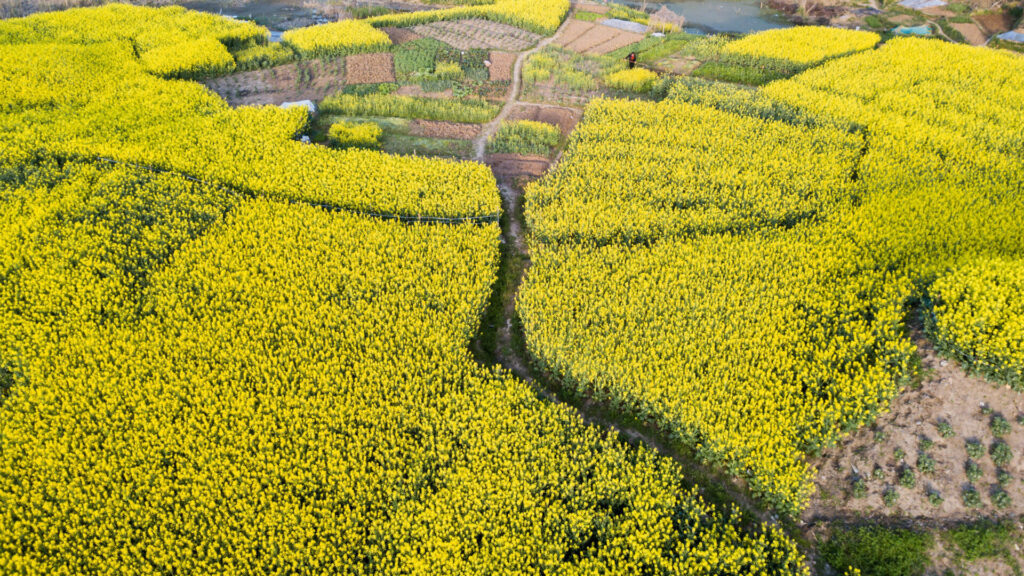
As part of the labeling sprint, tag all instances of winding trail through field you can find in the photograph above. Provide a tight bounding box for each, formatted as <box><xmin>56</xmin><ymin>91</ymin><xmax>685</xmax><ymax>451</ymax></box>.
<box><xmin>473</xmin><ymin>17</ymin><xmax>572</xmax><ymax>160</ymax></box>
<box><xmin>470</xmin><ymin>15</ymin><xmax>792</xmax><ymax>554</ymax></box>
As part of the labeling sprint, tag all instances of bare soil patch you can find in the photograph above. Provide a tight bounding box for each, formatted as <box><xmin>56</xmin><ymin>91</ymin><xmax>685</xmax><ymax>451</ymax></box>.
<box><xmin>412</xmin><ymin>19</ymin><xmax>541</xmax><ymax>51</ymax></box>
<box><xmin>345</xmin><ymin>52</ymin><xmax>395</xmax><ymax>84</ymax></box>
<box><xmin>204</xmin><ymin>59</ymin><xmax>345</xmax><ymax>107</ymax></box>
<box><xmin>805</xmin><ymin>330</ymin><xmax>1024</xmax><ymax>525</ymax></box>
<box><xmin>952</xmin><ymin>22</ymin><xmax>989</xmax><ymax>45</ymax></box>
<box><xmin>486</xmin><ymin>153</ymin><xmax>551</xmax><ymax>179</ymax></box>
<box><xmin>409</xmin><ymin>120</ymin><xmax>480</xmax><ymax>140</ymax></box>
<box><xmin>506</xmin><ymin>104</ymin><xmax>581</xmax><ymax>136</ymax></box>
<box><xmin>383</xmin><ymin>26</ymin><xmax>422</xmax><ymax>45</ymax></box>
<box><xmin>571</xmin><ymin>1</ymin><xmax>610</xmax><ymax>14</ymax></box>
<box><xmin>558</xmin><ymin>21</ymin><xmax>644</xmax><ymax>55</ymax></box>
<box><xmin>489</xmin><ymin>51</ymin><xmax>517</xmax><ymax>82</ymax></box>
<box><xmin>553</xmin><ymin>19</ymin><xmax>597</xmax><ymax>47</ymax></box>
<box><xmin>975</xmin><ymin>11</ymin><xmax>1016</xmax><ymax>34</ymax></box>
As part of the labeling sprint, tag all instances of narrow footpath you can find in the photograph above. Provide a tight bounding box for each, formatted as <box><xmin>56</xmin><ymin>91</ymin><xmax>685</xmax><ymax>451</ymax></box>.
<box><xmin>470</xmin><ymin>14</ymin><xmax>787</xmax><ymax>539</ymax></box>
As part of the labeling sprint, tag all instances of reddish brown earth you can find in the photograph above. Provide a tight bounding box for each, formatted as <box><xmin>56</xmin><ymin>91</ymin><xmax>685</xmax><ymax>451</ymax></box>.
<box><xmin>489</xmin><ymin>51</ymin><xmax>517</xmax><ymax>82</ymax></box>
<box><xmin>485</xmin><ymin>153</ymin><xmax>551</xmax><ymax>179</ymax></box>
<box><xmin>975</xmin><ymin>10</ymin><xmax>1016</xmax><ymax>34</ymax></box>
<box><xmin>345</xmin><ymin>52</ymin><xmax>395</xmax><ymax>84</ymax></box>
<box><xmin>382</xmin><ymin>26</ymin><xmax>422</xmax><ymax>45</ymax></box>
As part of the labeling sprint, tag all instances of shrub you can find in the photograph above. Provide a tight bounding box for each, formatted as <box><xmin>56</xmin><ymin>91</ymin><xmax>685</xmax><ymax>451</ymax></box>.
<box><xmin>937</xmin><ymin>420</ymin><xmax>955</xmax><ymax>438</ymax></box>
<box><xmin>899</xmin><ymin>468</ymin><xmax>916</xmax><ymax>488</ymax></box>
<box><xmin>965</xmin><ymin>460</ymin><xmax>982</xmax><ymax>482</ymax></box>
<box><xmin>917</xmin><ymin>453</ymin><xmax>935</xmax><ymax>475</ymax></box>
<box><xmin>604</xmin><ymin>67</ymin><xmax>659</xmax><ymax>93</ymax></box>
<box><xmin>990</xmin><ymin>415</ymin><xmax>1011</xmax><ymax>437</ymax></box>
<box><xmin>990</xmin><ymin>441</ymin><xmax>1012</xmax><ymax>467</ymax></box>
<box><xmin>962</xmin><ymin>485</ymin><xmax>982</xmax><ymax>508</ymax></box>
<box><xmin>966</xmin><ymin>440</ymin><xmax>984</xmax><ymax>460</ymax></box>
<box><xmin>328</xmin><ymin>120</ymin><xmax>383</xmax><ymax>149</ymax></box>
<box><xmin>883</xmin><ymin>487</ymin><xmax>898</xmax><ymax>507</ymax></box>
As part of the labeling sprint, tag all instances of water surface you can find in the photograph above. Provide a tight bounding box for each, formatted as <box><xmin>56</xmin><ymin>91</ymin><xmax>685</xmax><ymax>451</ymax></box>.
<box><xmin>627</xmin><ymin>0</ymin><xmax>792</xmax><ymax>34</ymax></box>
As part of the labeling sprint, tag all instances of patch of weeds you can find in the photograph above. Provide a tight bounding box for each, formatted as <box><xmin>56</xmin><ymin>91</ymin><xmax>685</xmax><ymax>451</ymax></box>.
<box><xmin>981</xmin><ymin>403</ymin><xmax>993</xmax><ymax>416</ymax></box>
<box><xmin>919</xmin><ymin>436</ymin><xmax>934</xmax><ymax>452</ymax></box>
<box><xmin>883</xmin><ymin>487</ymin><xmax>899</xmax><ymax>507</ymax></box>
<box><xmin>872</xmin><ymin>466</ymin><xmax>885</xmax><ymax>481</ymax></box>
<box><xmin>965</xmin><ymin>460</ymin><xmax>982</xmax><ymax>482</ymax></box>
<box><xmin>851</xmin><ymin>477</ymin><xmax>868</xmax><ymax>499</ymax></box>
<box><xmin>821</xmin><ymin>526</ymin><xmax>933</xmax><ymax>576</ymax></box>
<box><xmin>990</xmin><ymin>441</ymin><xmax>1012</xmax><ymax>467</ymax></box>
<box><xmin>928</xmin><ymin>489</ymin><xmax>944</xmax><ymax>506</ymax></box>
<box><xmin>961</xmin><ymin>485</ymin><xmax>982</xmax><ymax>508</ymax></box>
<box><xmin>990</xmin><ymin>414</ymin><xmax>1011</xmax><ymax>437</ymax></box>
<box><xmin>899</xmin><ymin>467</ymin><xmax>916</xmax><ymax>489</ymax></box>
<box><xmin>874</xmin><ymin>429</ymin><xmax>889</xmax><ymax>443</ymax></box>
<box><xmin>937</xmin><ymin>420</ymin><xmax>955</xmax><ymax>438</ymax></box>
<box><xmin>944</xmin><ymin>519</ymin><xmax>1019</xmax><ymax>571</ymax></box>
<box><xmin>966</xmin><ymin>439</ymin><xmax>984</xmax><ymax>460</ymax></box>
<box><xmin>917</xmin><ymin>453</ymin><xmax>936</xmax><ymax>475</ymax></box>
<box><xmin>991</xmin><ymin>488</ymin><xmax>1011</xmax><ymax>509</ymax></box>
<box><xmin>893</xmin><ymin>447</ymin><xmax>906</xmax><ymax>461</ymax></box>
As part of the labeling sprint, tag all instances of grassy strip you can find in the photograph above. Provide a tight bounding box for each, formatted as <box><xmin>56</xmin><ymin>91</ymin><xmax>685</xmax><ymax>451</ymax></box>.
<box><xmin>320</xmin><ymin>94</ymin><xmax>499</xmax><ymax>124</ymax></box>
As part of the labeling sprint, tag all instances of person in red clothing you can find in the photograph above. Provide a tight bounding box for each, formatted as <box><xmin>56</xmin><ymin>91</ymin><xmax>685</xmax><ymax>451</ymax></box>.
<box><xmin>626</xmin><ymin>52</ymin><xmax>637</xmax><ymax>69</ymax></box>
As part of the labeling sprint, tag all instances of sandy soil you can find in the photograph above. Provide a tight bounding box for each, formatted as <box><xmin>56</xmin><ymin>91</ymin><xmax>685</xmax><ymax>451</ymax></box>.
<box><xmin>805</xmin><ymin>329</ymin><xmax>1024</xmax><ymax>524</ymax></box>
<box><xmin>345</xmin><ymin>53</ymin><xmax>395</xmax><ymax>84</ymax></box>
<box><xmin>489</xmin><ymin>51</ymin><xmax>517</xmax><ymax>82</ymax></box>
<box><xmin>203</xmin><ymin>59</ymin><xmax>345</xmax><ymax>106</ymax></box>
<box><xmin>408</xmin><ymin>120</ymin><xmax>480</xmax><ymax>140</ymax></box>
<box><xmin>505</xmin><ymin>104</ymin><xmax>581</xmax><ymax>136</ymax></box>
<box><xmin>952</xmin><ymin>22</ymin><xmax>989</xmax><ymax>45</ymax></box>
<box><xmin>412</xmin><ymin>19</ymin><xmax>542</xmax><ymax>51</ymax></box>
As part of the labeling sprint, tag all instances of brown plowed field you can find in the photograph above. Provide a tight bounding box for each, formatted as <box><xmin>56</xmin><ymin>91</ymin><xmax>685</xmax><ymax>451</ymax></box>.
<box><xmin>556</xmin><ymin>20</ymin><xmax>644</xmax><ymax>55</ymax></box>
<box><xmin>412</xmin><ymin>19</ymin><xmax>541</xmax><ymax>51</ymax></box>
<box><xmin>409</xmin><ymin>120</ymin><xmax>481</xmax><ymax>140</ymax></box>
<box><xmin>345</xmin><ymin>52</ymin><xmax>395</xmax><ymax>84</ymax></box>
<box><xmin>489</xmin><ymin>51</ymin><xmax>517</xmax><ymax>82</ymax></box>
<box><xmin>486</xmin><ymin>153</ymin><xmax>551</xmax><ymax>179</ymax></box>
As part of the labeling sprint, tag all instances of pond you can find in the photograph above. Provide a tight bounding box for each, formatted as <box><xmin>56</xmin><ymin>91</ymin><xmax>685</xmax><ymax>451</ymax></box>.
<box><xmin>625</xmin><ymin>0</ymin><xmax>793</xmax><ymax>34</ymax></box>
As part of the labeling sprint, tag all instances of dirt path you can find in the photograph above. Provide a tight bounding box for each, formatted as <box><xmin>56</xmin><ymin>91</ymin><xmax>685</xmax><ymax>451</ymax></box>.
<box><xmin>473</xmin><ymin>17</ymin><xmax>574</xmax><ymax>160</ymax></box>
